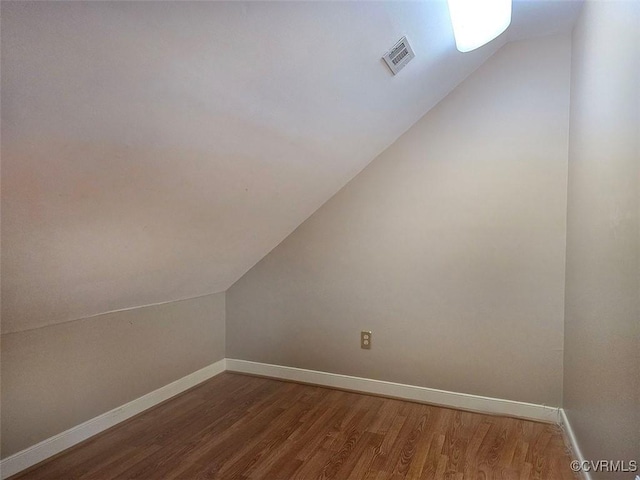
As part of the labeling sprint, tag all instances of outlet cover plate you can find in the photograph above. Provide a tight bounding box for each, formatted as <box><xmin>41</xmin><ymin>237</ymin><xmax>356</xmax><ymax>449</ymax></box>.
<box><xmin>361</xmin><ymin>331</ymin><xmax>372</xmax><ymax>349</ymax></box>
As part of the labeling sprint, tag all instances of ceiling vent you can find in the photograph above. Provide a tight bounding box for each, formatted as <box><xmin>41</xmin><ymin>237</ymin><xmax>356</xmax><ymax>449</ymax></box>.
<box><xmin>382</xmin><ymin>36</ymin><xmax>415</xmax><ymax>75</ymax></box>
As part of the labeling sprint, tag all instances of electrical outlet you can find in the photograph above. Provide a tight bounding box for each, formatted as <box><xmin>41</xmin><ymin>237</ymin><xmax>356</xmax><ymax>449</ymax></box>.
<box><xmin>361</xmin><ymin>331</ymin><xmax>372</xmax><ymax>349</ymax></box>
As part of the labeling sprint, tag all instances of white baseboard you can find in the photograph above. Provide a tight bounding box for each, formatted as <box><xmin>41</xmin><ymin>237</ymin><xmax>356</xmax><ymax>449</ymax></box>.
<box><xmin>226</xmin><ymin>359</ymin><xmax>560</xmax><ymax>424</ymax></box>
<box><xmin>1</xmin><ymin>358</ymin><xmax>562</xmax><ymax>479</ymax></box>
<box><xmin>559</xmin><ymin>408</ymin><xmax>592</xmax><ymax>480</ymax></box>
<box><xmin>0</xmin><ymin>359</ymin><xmax>226</xmax><ymax>479</ymax></box>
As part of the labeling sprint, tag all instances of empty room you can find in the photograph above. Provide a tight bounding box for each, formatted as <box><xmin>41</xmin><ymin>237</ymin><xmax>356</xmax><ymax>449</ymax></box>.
<box><xmin>1</xmin><ymin>0</ymin><xmax>638</xmax><ymax>479</ymax></box>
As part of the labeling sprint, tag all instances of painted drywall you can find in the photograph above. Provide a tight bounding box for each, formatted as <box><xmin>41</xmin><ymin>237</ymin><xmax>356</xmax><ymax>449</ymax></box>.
<box><xmin>0</xmin><ymin>1</ymin><xmax>495</xmax><ymax>333</ymax></box>
<box><xmin>563</xmin><ymin>1</ymin><xmax>640</xmax><ymax>474</ymax></box>
<box><xmin>0</xmin><ymin>1</ymin><xmax>582</xmax><ymax>333</ymax></box>
<box><xmin>0</xmin><ymin>293</ymin><xmax>225</xmax><ymax>458</ymax></box>
<box><xmin>227</xmin><ymin>35</ymin><xmax>571</xmax><ymax>407</ymax></box>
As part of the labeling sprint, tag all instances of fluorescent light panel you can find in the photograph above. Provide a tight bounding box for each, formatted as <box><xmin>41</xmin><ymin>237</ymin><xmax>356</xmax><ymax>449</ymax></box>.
<box><xmin>447</xmin><ymin>0</ymin><xmax>512</xmax><ymax>53</ymax></box>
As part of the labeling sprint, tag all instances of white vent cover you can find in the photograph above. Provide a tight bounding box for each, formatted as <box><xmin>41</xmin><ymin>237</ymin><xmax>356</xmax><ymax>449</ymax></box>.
<box><xmin>382</xmin><ymin>36</ymin><xmax>415</xmax><ymax>75</ymax></box>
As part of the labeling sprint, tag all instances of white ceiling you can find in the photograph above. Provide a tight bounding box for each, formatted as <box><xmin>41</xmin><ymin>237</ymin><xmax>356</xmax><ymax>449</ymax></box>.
<box><xmin>1</xmin><ymin>0</ymin><xmax>582</xmax><ymax>332</ymax></box>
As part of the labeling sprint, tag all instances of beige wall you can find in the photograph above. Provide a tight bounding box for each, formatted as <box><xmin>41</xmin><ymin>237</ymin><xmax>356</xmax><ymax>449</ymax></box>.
<box><xmin>227</xmin><ymin>35</ymin><xmax>571</xmax><ymax>407</ymax></box>
<box><xmin>0</xmin><ymin>1</ymin><xmax>505</xmax><ymax>331</ymax></box>
<box><xmin>563</xmin><ymin>1</ymin><xmax>640</xmax><ymax>473</ymax></box>
<box><xmin>1</xmin><ymin>293</ymin><xmax>225</xmax><ymax>458</ymax></box>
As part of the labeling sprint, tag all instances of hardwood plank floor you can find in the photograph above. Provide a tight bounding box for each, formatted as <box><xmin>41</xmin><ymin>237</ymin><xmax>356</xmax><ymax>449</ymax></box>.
<box><xmin>11</xmin><ymin>373</ymin><xmax>577</xmax><ymax>479</ymax></box>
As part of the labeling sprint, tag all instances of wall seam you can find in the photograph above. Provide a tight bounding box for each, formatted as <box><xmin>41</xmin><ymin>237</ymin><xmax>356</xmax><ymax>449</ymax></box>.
<box><xmin>1</xmin><ymin>291</ymin><xmax>225</xmax><ymax>336</ymax></box>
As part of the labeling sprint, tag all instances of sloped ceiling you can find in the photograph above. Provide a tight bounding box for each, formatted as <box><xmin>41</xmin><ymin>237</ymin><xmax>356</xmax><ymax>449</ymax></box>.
<box><xmin>1</xmin><ymin>0</ymin><xmax>581</xmax><ymax>332</ymax></box>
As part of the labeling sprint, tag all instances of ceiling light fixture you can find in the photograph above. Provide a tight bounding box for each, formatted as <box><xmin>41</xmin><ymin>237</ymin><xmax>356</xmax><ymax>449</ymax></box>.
<box><xmin>447</xmin><ymin>0</ymin><xmax>512</xmax><ymax>53</ymax></box>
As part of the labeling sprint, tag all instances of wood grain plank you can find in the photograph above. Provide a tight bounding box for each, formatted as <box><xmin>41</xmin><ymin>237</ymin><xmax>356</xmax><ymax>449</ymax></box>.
<box><xmin>10</xmin><ymin>373</ymin><xmax>577</xmax><ymax>480</ymax></box>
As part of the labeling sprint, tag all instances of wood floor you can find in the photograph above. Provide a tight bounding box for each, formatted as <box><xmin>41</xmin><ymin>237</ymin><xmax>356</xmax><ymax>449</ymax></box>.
<box><xmin>12</xmin><ymin>373</ymin><xmax>577</xmax><ymax>480</ymax></box>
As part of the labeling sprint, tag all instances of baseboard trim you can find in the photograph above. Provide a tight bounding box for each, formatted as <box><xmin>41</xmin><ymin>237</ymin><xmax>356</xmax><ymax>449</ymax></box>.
<box><xmin>0</xmin><ymin>359</ymin><xmax>226</xmax><ymax>479</ymax></box>
<box><xmin>1</xmin><ymin>358</ymin><xmax>562</xmax><ymax>478</ymax></box>
<box><xmin>559</xmin><ymin>408</ymin><xmax>592</xmax><ymax>480</ymax></box>
<box><xmin>226</xmin><ymin>359</ymin><xmax>560</xmax><ymax>424</ymax></box>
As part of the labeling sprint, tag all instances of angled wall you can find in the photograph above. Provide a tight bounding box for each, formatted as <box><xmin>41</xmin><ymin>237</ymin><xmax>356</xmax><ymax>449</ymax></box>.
<box><xmin>0</xmin><ymin>1</ymin><xmax>500</xmax><ymax>332</ymax></box>
<box><xmin>227</xmin><ymin>34</ymin><xmax>571</xmax><ymax>406</ymax></box>
<box><xmin>563</xmin><ymin>0</ymin><xmax>640</xmax><ymax>474</ymax></box>
<box><xmin>1</xmin><ymin>293</ymin><xmax>225</xmax><ymax>458</ymax></box>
